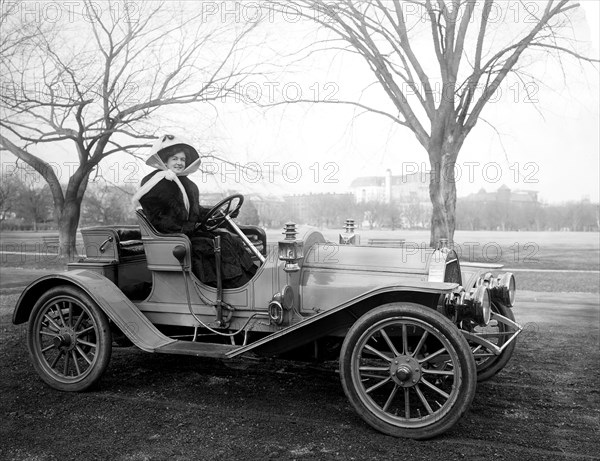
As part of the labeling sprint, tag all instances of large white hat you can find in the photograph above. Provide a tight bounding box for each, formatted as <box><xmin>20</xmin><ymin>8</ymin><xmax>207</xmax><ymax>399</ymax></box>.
<box><xmin>146</xmin><ymin>134</ymin><xmax>201</xmax><ymax>176</ymax></box>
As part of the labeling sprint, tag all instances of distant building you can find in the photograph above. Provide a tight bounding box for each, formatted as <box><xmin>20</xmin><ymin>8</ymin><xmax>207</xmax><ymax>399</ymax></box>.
<box><xmin>349</xmin><ymin>169</ymin><xmax>430</xmax><ymax>206</ymax></box>
<box><xmin>457</xmin><ymin>185</ymin><xmax>540</xmax><ymax>231</ymax></box>
<box><xmin>462</xmin><ymin>185</ymin><xmax>538</xmax><ymax>205</ymax></box>
<box><xmin>348</xmin><ymin>170</ymin><xmax>431</xmax><ymax>229</ymax></box>
<box><xmin>284</xmin><ymin>192</ymin><xmax>355</xmax><ymax>227</ymax></box>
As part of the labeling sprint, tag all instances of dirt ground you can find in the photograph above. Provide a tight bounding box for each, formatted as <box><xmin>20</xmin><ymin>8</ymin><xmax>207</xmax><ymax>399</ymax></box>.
<box><xmin>1</xmin><ymin>288</ymin><xmax>598</xmax><ymax>461</ymax></box>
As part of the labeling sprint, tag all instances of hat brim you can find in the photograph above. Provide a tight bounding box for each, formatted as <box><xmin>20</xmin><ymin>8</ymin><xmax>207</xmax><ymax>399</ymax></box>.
<box><xmin>157</xmin><ymin>144</ymin><xmax>200</xmax><ymax>168</ymax></box>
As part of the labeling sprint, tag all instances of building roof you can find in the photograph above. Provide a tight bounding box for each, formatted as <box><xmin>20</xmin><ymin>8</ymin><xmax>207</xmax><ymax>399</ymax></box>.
<box><xmin>349</xmin><ymin>176</ymin><xmax>385</xmax><ymax>188</ymax></box>
<box><xmin>462</xmin><ymin>186</ymin><xmax>538</xmax><ymax>203</ymax></box>
<box><xmin>349</xmin><ymin>172</ymin><xmax>429</xmax><ymax>188</ymax></box>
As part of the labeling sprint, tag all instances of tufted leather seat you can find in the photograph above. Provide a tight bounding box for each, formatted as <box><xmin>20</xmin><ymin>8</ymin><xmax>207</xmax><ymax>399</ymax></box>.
<box><xmin>119</xmin><ymin>239</ymin><xmax>146</xmax><ymax>257</ymax></box>
<box><xmin>116</xmin><ymin>228</ymin><xmax>142</xmax><ymax>241</ymax></box>
<box><xmin>101</xmin><ymin>227</ymin><xmax>145</xmax><ymax>258</ymax></box>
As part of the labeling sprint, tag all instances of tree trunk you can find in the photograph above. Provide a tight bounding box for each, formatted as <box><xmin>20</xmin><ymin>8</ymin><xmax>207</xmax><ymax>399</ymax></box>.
<box><xmin>57</xmin><ymin>198</ymin><xmax>83</xmax><ymax>259</ymax></box>
<box><xmin>53</xmin><ymin>166</ymin><xmax>92</xmax><ymax>259</ymax></box>
<box><xmin>428</xmin><ymin>144</ymin><xmax>459</xmax><ymax>248</ymax></box>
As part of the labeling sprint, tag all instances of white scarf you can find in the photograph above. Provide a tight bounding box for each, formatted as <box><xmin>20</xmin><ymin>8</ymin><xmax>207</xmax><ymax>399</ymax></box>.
<box><xmin>132</xmin><ymin>169</ymin><xmax>190</xmax><ymax>215</ymax></box>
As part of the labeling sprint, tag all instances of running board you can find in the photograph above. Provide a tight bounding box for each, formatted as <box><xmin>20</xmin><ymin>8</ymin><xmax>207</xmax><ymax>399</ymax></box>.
<box><xmin>155</xmin><ymin>341</ymin><xmax>238</xmax><ymax>358</ymax></box>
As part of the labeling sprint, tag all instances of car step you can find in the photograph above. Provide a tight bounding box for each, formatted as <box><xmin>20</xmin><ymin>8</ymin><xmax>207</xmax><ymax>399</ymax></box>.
<box><xmin>155</xmin><ymin>340</ymin><xmax>239</xmax><ymax>358</ymax></box>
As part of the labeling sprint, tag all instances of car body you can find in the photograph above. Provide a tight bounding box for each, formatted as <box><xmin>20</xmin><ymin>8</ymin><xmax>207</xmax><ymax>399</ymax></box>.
<box><xmin>13</xmin><ymin>199</ymin><xmax>521</xmax><ymax>439</ymax></box>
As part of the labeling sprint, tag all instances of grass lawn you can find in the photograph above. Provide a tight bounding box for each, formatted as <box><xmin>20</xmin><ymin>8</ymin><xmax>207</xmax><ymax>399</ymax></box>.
<box><xmin>308</xmin><ymin>228</ymin><xmax>600</xmax><ymax>271</ymax></box>
<box><xmin>1</xmin><ymin>229</ymin><xmax>598</xmax><ymax>292</ymax></box>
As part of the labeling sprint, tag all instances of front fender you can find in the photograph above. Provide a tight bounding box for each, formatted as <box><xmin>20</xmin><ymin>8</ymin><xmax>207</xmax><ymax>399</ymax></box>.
<box><xmin>13</xmin><ymin>269</ymin><xmax>174</xmax><ymax>352</ymax></box>
<box><xmin>227</xmin><ymin>281</ymin><xmax>457</xmax><ymax>358</ymax></box>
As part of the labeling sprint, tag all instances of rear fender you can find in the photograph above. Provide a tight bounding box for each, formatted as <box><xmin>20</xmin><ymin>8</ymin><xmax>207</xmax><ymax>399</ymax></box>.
<box><xmin>227</xmin><ymin>282</ymin><xmax>457</xmax><ymax>358</ymax></box>
<box><xmin>13</xmin><ymin>269</ymin><xmax>174</xmax><ymax>352</ymax></box>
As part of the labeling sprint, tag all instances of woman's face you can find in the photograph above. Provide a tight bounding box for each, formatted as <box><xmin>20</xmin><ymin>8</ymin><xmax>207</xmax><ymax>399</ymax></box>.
<box><xmin>165</xmin><ymin>152</ymin><xmax>186</xmax><ymax>173</ymax></box>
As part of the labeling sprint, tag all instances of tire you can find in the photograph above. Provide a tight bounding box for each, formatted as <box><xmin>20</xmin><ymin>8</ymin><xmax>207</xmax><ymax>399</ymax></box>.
<box><xmin>340</xmin><ymin>303</ymin><xmax>477</xmax><ymax>440</ymax></box>
<box><xmin>27</xmin><ymin>285</ymin><xmax>112</xmax><ymax>391</ymax></box>
<box><xmin>471</xmin><ymin>301</ymin><xmax>517</xmax><ymax>382</ymax></box>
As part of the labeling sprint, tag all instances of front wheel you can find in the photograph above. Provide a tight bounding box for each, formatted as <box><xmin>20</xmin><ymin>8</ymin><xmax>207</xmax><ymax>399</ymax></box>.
<box><xmin>27</xmin><ymin>285</ymin><xmax>112</xmax><ymax>391</ymax></box>
<box><xmin>340</xmin><ymin>303</ymin><xmax>476</xmax><ymax>440</ymax></box>
<box><xmin>471</xmin><ymin>301</ymin><xmax>517</xmax><ymax>382</ymax></box>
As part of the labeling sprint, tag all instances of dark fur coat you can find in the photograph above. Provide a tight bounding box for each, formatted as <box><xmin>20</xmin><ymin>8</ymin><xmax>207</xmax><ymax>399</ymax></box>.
<box><xmin>139</xmin><ymin>170</ymin><xmax>254</xmax><ymax>285</ymax></box>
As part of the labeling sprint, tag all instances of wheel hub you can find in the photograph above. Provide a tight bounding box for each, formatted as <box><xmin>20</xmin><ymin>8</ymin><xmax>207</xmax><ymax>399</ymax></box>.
<box><xmin>53</xmin><ymin>328</ymin><xmax>76</xmax><ymax>351</ymax></box>
<box><xmin>390</xmin><ymin>355</ymin><xmax>421</xmax><ymax>387</ymax></box>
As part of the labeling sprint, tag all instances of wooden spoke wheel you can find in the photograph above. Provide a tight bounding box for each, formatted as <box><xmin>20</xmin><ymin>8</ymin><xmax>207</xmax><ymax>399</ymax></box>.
<box><xmin>340</xmin><ymin>303</ymin><xmax>476</xmax><ymax>440</ymax></box>
<box><xmin>27</xmin><ymin>285</ymin><xmax>112</xmax><ymax>391</ymax></box>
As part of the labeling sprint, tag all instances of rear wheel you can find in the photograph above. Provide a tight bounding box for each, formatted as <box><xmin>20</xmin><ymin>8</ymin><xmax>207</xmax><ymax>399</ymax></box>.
<box><xmin>340</xmin><ymin>303</ymin><xmax>476</xmax><ymax>440</ymax></box>
<box><xmin>27</xmin><ymin>285</ymin><xmax>112</xmax><ymax>391</ymax></box>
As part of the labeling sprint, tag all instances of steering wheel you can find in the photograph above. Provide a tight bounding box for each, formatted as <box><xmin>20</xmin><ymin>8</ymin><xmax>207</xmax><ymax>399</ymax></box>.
<box><xmin>198</xmin><ymin>194</ymin><xmax>244</xmax><ymax>232</ymax></box>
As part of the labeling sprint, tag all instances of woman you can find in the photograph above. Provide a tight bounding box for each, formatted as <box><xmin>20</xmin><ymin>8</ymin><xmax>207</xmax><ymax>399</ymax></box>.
<box><xmin>133</xmin><ymin>134</ymin><xmax>256</xmax><ymax>288</ymax></box>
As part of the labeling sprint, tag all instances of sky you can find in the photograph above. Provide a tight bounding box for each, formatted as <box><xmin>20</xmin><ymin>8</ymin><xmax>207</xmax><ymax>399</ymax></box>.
<box><xmin>2</xmin><ymin>0</ymin><xmax>599</xmax><ymax>205</ymax></box>
<box><xmin>157</xmin><ymin>0</ymin><xmax>600</xmax><ymax>204</ymax></box>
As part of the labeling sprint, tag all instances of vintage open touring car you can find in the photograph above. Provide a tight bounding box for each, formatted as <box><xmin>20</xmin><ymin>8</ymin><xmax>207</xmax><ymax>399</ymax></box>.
<box><xmin>13</xmin><ymin>194</ymin><xmax>521</xmax><ymax>439</ymax></box>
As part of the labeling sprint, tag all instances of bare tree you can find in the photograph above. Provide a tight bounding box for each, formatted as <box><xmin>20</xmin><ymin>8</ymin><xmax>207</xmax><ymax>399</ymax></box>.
<box><xmin>15</xmin><ymin>175</ymin><xmax>53</xmax><ymax>231</ymax></box>
<box><xmin>0</xmin><ymin>172</ymin><xmax>19</xmax><ymax>222</ymax></box>
<box><xmin>1</xmin><ymin>164</ymin><xmax>53</xmax><ymax>227</ymax></box>
<box><xmin>357</xmin><ymin>200</ymin><xmax>393</xmax><ymax>229</ymax></box>
<box><xmin>0</xmin><ymin>0</ymin><xmax>42</xmax><ymax>60</ymax></box>
<box><xmin>0</xmin><ymin>0</ymin><xmax>264</xmax><ymax>256</ymax></box>
<box><xmin>81</xmin><ymin>181</ymin><xmax>137</xmax><ymax>226</ymax></box>
<box><xmin>272</xmin><ymin>0</ymin><xmax>597</xmax><ymax>245</ymax></box>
